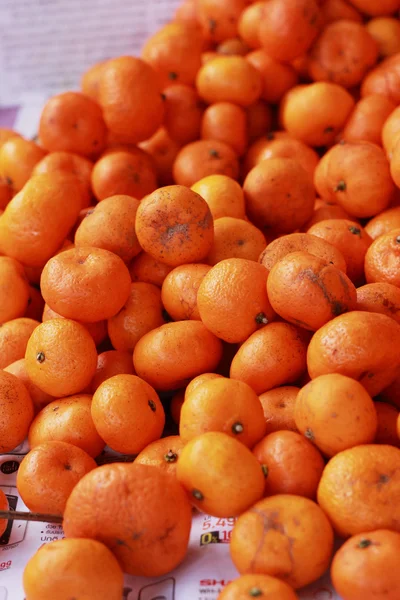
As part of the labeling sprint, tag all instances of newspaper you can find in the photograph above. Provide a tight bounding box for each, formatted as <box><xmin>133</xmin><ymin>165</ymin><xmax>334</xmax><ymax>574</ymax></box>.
<box><xmin>0</xmin><ymin>1</ymin><xmax>342</xmax><ymax>598</ymax></box>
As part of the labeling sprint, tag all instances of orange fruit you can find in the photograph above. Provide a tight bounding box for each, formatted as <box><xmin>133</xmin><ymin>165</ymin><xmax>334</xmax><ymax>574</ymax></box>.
<box><xmin>176</xmin><ymin>431</ymin><xmax>265</xmax><ymax>517</ymax></box>
<box><xmin>317</xmin><ymin>444</ymin><xmax>400</xmax><ymax>537</ymax></box>
<box><xmin>184</xmin><ymin>372</ymin><xmax>224</xmax><ymax>397</ymax></box>
<box><xmin>25</xmin><ymin>285</ymin><xmax>46</xmax><ymax>322</ymax></box>
<box><xmin>259</xmin><ymin>386</ymin><xmax>299</xmax><ymax>434</ymax></box>
<box><xmin>163</xmin><ymin>84</ymin><xmax>204</xmax><ymax>145</ymax></box>
<box><xmin>0</xmin><ymin>317</ymin><xmax>40</xmax><ymax>370</ymax></box>
<box><xmin>219</xmin><ymin>575</ymin><xmax>298</xmax><ymax>599</ymax></box>
<box><xmin>246</xmin><ymin>49</ymin><xmax>299</xmax><ymax>105</ymax></box>
<box><xmin>134</xmin><ymin>435</ymin><xmax>185</xmax><ymax>478</ymax></box>
<box><xmin>342</xmin><ymin>94</ymin><xmax>396</xmax><ymax>146</ymax></box>
<box><xmin>365</xmin><ymin>206</ymin><xmax>400</xmax><ymax>240</ymax></box>
<box><xmin>17</xmin><ymin>440</ymin><xmax>96</xmax><ymax>514</ymax></box>
<box><xmin>170</xmin><ymin>389</ymin><xmax>185</xmax><ymax>425</ymax></box>
<box><xmin>42</xmin><ymin>303</ymin><xmax>107</xmax><ymax>348</ymax></box>
<box><xmin>23</xmin><ymin>538</ymin><xmax>123</xmax><ymax>600</ymax></box>
<box><xmin>28</xmin><ymin>394</ymin><xmax>105</xmax><ymax>458</ymax></box>
<box><xmin>230</xmin><ymin>494</ymin><xmax>334</xmax><ymax>589</ymax></box>
<box><xmin>129</xmin><ymin>251</ymin><xmax>173</xmax><ymax>287</ymax></box>
<box><xmin>0</xmin><ymin>369</ymin><xmax>34</xmax><ymax>453</ymax></box>
<box><xmin>201</xmin><ymin>101</ymin><xmax>248</xmax><ymax>156</ymax></box>
<box><xmin>91</xmin><ymin>374</ymin><xmax>165</xmax><ymax>454</ymax></box>
<box><xmin>173</xmin><ymin>139</ymin><xmax>240</xmax><ymax>187</ymax></box>
<box><xmin>161</xmin><ymin>264</ymin><xmax>211</xmax><ymax>321</ymax></box>
<box><xmin>63</xmin><ymin>463</ymin><xmax>192</xmax><ymax>576</ymax></box>
<box><xmin>89</xmin><ymin>350</ymin><xmax>135</xmax><ymax>393</ymax></box>
<box><xmin>0</xmin><ymin>137</ymin><xmax>47</xmax><ymax>192</ymax></box>
<box><xmin>364</xmin><ymin>228</ymin><xmax>400</xmax><ymax>287</ymax></box>
<box><xmin>138</xmin><ymin>127</ymin><xmax>181</xmax><ymax>186</ymax></box>
<box><xmin>25</xmin><ymin>319</ymin><xmax>98</xmax><ymax>397</ymax></box>
<box><xmin>374</xmin><ymin>401</ymin><xmax>400</xmax><ymax>447</ymax></box>
<box><xmin>207</xmin><ymin>217</ymin><xmax>267</xmax><ymax>265</ymax></box>
<box><xmin>253</xmin><ymin>430</ymin><xmax>325</xmax><ymax>498</ymax></box>
<box><xmin>0</xmin><ymin>256</ymin><xmax>30</xmax><ymax>323</ymax></box>
<box><xmin>356</xmin><ymin>282</ymin><xmax>400</xmax><ymax>324</ymax></box>
<box><xmin>366</xmin><ymin>17</ymin><xmax>400</xmax><ymax>58</ymax></box>
<box><xmin>5</xmin><ymin>358</ymin><xmax>54</xmax><ymax>414</ymax></box>
<box><xmin>191</xmin><ymin>174</ymin><xmax>246</xmax><ymax>220</ymax></box>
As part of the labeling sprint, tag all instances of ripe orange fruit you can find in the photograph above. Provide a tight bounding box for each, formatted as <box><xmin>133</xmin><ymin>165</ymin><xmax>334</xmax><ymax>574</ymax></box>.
<box><xmin>180</xmin><ymin>377</ymin><xmax>266</xmax><ymax>447</ymax></box>
<box><xmin>197</xmin><ymin>258</ymin><xmax>275</xmax><ymax>343</ymax></box>
<box><xmin>218</xmin><ymin>574</ymin><xmax>299</xmax><ymax>600</ymax></box>
<box><xmin>259</xmin><ymin>386</ymin><xmax>299</xmax><ymax>434</ymax></box>
<box><xmin>89</xmin><ymin>350</ymin><xmax>135</xmax><ymax>393</ymax></box>
<box><xmin>366</xmin><ymin>17</ymin><xmax>400</xmax><ymax>58</ymax></box>
<box><xmin>23</xmin><ymin>538</ymin><xmax>123</xmax><ymax>600</ymax></box>
<box><xmin>63</xmin><ymin>463</ymin><xmax>192</xmax><ymax>576</ymax></box>
<box><xmin>318</xmin><ymin>444</ymin><xmax>400</xmax><ymax>537</ymax></box>
<box><xmin>331</xmin><ymin>530</ymin><xmax>400</xmax><ymax>600</ymax></box>
<box><xmin>247</xmin><ymin>49</ymin><xmax>299</xmax><ymax>105</ymax></box>
<box><xmin>17</xmin><ymin>440</ymin><xmax>96</xmax><ymax>514</ymax></box>
<box><xmin>91</xmin><ymin>374</ymin><xmax>165</xmax><ymax>454</ymax></box>
<box><xmin>176</xmin><ymin>431</ymin><xmax>265</xmax><ymax>517</ymax></box>
<box><xmin>295</xmin><ymin>374</ymin><xmax>378</xmax><ymax>456</ymax></box>
<box><xmin>356</xmin><ymin>282</ymin><xmax>400</xmax><ymax>324</ymax></box>
<box><xmin>170</xmin><ymin>388</ymin><xmax>185</xmax><ymax>425</ymax></box>
<box><xmin>5</xmin><ymin>358</ymin><xmax>54</xmax><ymax>414</ymax></box>
<box><xmin>201</xmin><ymin>101</ymin><xmax>248</xmax><ymax>156</ymax></box>
<box><xmin>0</xmin><ymin>136</ymin><xmax>47</xmax><ymax>192</ymax></box>
<box><xmin>207</xmin><ymin>217</ymin><xmax>266</xmax><ymax>265</ymax></box>
<box><xmin>163</xmin><ymin>84</ymin><xmax>204</xmax><ymax>145</ymax></box>
<box><xmin>253</xmin><ymin>430</ymin><xmax>325</xmax><ymax>498</ymax></box>
<box><xmin>161</xmin><ymin>263</ymin><xmax>211</xmax><ymax>321</ymax></box>
<box><xmin>0</xmin><ymin>317</ymin><xmax>40</xmax><ymax>370</ymax></box>
<box><xmin>0</xmin><ymin>369</ymin><xmax>34</xmax><ymax>453</ymax></box>
<box><xmin>342</xmin><ymin>94</ymin><xmax>396</xmax><ymax>146</ymax></box>
<box><xmin>25</xmin><ymin>319</ymin><xmax>98</xmax><ymax>397</ymax></box>
<box><xmin>28</xmin><ymin>395</ymin><xmax>105</xmax><ymax>458</ymax></box>
<box><xmin>41</xmin><ymin>247</ymin><xmax>131</xmax><ymax>322</ymax></box>
<box><xmin>0</xmin><ymin>256</ymin><xmax>30</xmax><ymax>323</ymax></box>
<box><xmin>365</xmin><ymin>206</ymin><xmax>400</xmax><ymax>240</ymax></box>
<box><xmin>107</xmin><ymin>282</ymin><xmax>166</xmax><ymax>351</ymax></box>
<box><xmin>364</xmin><ymin>228</ymin><xmax>400</xmax><ymax>287</ymax></box>
<box><xmin>184</xmin><ymin>372</ymin><xmax>224</xmax><ymax>397</ymax></box>
<box><xmin>173</xmin><ymin>139</ymin><xmax>239</xmax><ymax>186</ymax></box>
<box><xmin>129</xmin><ymin>251</ymin><xmax>173</xmax><ymax>287</ymax></box>
<box><xmin>135</xmin><ymin>185</ymin><xmax>214</xmax><ymax>266</ymax></box>
<box><xmin>138</xmin><ymin>127</ymin><xmax>181</xmax><ymax>186</ymax></box>
<box><xmin>230</xmin><ymin>494</ymin><xmax>334</xmax><ymax>589</ymax></box>
<box><xmin>42</xmin><ymin>303</ymin><xmax>107</xmax><ymax>348</ymax></box>
<box><xmin>191</xmin><ymin>174</ymin><xmax>246</xmax><ymax>220</ymax></box>
<box><xmin>133</xmin><ymin>321</ymin><xmax>222</xmax><ymax>391</ymax></box>
<box><xmin>230</xmin><ymin>322</ymin><xmax>309</xmax><ymax>395</ymax></box>
<box><xmin>134</xmin><ymin>435</ymin><xmax>185</xmax><ymax>478</ymax></box>
<box><xmin>374</xmin><ymin>401</ymin><xmax>400</xmax><ymax>447</ymax></box>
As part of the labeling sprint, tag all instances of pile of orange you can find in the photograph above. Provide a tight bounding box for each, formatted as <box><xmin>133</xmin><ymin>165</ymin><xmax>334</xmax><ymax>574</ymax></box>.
<box><xmin>2</xmin><ymin>0</ymin><xmax>400</xmax><ymax>598</ymax></box>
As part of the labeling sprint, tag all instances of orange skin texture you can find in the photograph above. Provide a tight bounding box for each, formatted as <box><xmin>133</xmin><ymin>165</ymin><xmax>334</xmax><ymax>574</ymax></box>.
<box><xmin>382</xmin><ymin>105</ymin><xmax>400</xmax><ymax>156</ymax></box>
<box><xmin>280</xmin><ymin>82</ymin><xmax>355</xmax><ymax>147</ymax></box>
<box><xmin>208</xmin><ymin>217</ymin><xmax>267</xmax><ymax>265</ymax></box>
<box><xmin>314</xmin><ymin>142</ymin><xmax>394</xmax><ymax>219</ymax></box>
<box><xmin>139</xmin><ymin>127</ymin><xmax>181</xmax><ymax>187</ymax></box>
<box><xmin>134</xmin><ymin>435</ymin><xmax>185</xmax><ymax>478</ymax></box>
<box><xmin>142</xmin><ymin>23</ymin><xmax>203</xmax><ymax>89</ymax></box>
<box><xmin>320</xmin><ymin>0</ymin><xmax>362</xmax><ymax>24</ymax></box>
<box><xmin>25</xmin><ymin>285</ymin><xmax>51</xmax><ymax>322</ymax></box>
<box><xmin>317</xmin><ymin>444</ymin><xmax>400</xmax><ymax>537</ymax></box>
<box><xmin>80</xmin><ymin>60</ymin><xmax>107</xmax><ymax>101</ymax></box>
<box><xmin>365</xmin><ymin>206</ymin><xmax>400</xmax><ymax>239</ymax></box>
<box><xmin>342</xmin><ymin>94</ymin><xmax>396</xmax><ymax>146</ymax></box>
<box><xmin>309</xmin><ymin>21</ymin><xmax>378</xmax><ymax>88</ymax></box>
<box><xmin>331</xmin><ymin>529</ymin><xmax>400</xmax><ymax>600</ymax></box>
<box><xmin>259</xmin><ymin>386</ymin><xmax>299</xmax><ymax>434</ymax></box>
<box><xmin>366</xmin><ymin>18</ymin><xmax>400</xmax><ymax>58</ymax></box>
<box><xmin>389</xmin><ymin>138</ymin><xmax>400</xmax><ymax>187</ymax></box>
<box><xmin>108</xmin><ymin>282</ymin><xmax>166</xmax><ymax>351</ymax></box>
<box><xmin>356</xmin><ymin>282</ymin><xmax>400</xmax><ymax>324</ymax></box>
<box><xmin>244</xmin><ymin>158</ymin><xmax>315</xmax><ymax>234</ymax></box>
<box><xmin>307</xmin><ymin>311</ymin><xmax>400</xmax><ymax>397</ymax></box>
<box><xmin>197</xmin><ymin>258</ymin><xmax>275</xmax><ymax>344</ymax></box>
<box><xmin>89</xmin><ymin>350</ymin><xmax>135</xmax><ymax>393</ymax></box>
<box><xmin>237</xmin><ymin>2</ymin><xmax>266</xmax><ymax>49</ymax></box>
<box><xmin>41</xmin><ymin>247</ymin><xmax>131</xmax><ymax>323</ymax></box>
<box><xmin>218</xmin><ymin>574</ymin><xmax>299</xmax><ymax>600</ymax></box>
<box><xmin>308</xmin><ymin>219</ymin><xmax>372</xmax><ymax>284</ymax></box>
<box><xmin>216</xmin><ymin>38</ymin><xmax>250</xmax><ymax>56</ymax></box>
<box><xmin>0</xmin><ymin>490</ymin><xmax>8</xmax><ymax>536</ymax></box>
<box><xmin>267</xmin><ymin>251</ymin><xmax>356</xmax><ymax>331</ymax></box>
<box><xmin>17</xmin><ymin>440</ymin><xmax>96</xmax><ymax>514</ymax></box>
<box><xmin>28</xmin><ymin>395</ymin><xmax>105</xmax><ymax>458</ymax></box>
<box><xmin>163</xmin><ymin>84</ymin><xmax>204</xmax><ymax>146</ymax></box>
<box><xmin>39</xmin><ymin>92</ymin><xmax>106</xmax><ymax>158</ymax></box>
<box><xmin>197</xmin><ymin>0</ymin><xmax>247</xmax><ymax>43</ymax></box>
<box><xmin>191</xmin><ymin>174</ymin><xmax>246</xmax><ymax>220</ymax></box>
<box><xmin>25</xmin><ymin>319</ymin><xmax>98</xmax><ymax>398</ymax></box>
<box><xmin>0</xmin><ymin>318</ymin><xmax>40</xmax><ymax>370</ymax></box>
<box><xmin>170</xmin><ymin>389</ymin><xmax>185</xmax><ymax>425</ymax></box>
<box><xmin>23</xmin><ymin>538</ymin><xmax>123</xmax><ymax>600</ymax></box>
<box><xmin>180</xmin><ymin>377</ymin><xmax>267</xmax><ymax>447</ymax></box>
<box><xmin>98</xmin><ymin>56</ymin><xmax>164</xmax><ymax>144</ymax></box>
<box><xmin>258</xmin><ymin>0</ymin><xmax>321</xmax><ymax>62</ymax></box>
<box><xmin>5</xmin><ymin>358</ymin><xmax>54</xmax><ymax>414</ymax></box>
<box><xmin>374</xmin><ymin>401</ymin><xmax>400</xmax><ymax>447</ymax></box>
<box><xmin>184</xmin><ymin>372</ymin><xmax>224</xmax><ymax>397</ymax></box>
<box><xmin>0</xmin><ymin>177</ymin><xmax>12</xmax><ymax>210</ymax></box>
<box><xmin>196</xmin><ymin>56</ymin><xmax>263</xmax><ymax>107</ymax></box>
<box><xmin>230</xmin><ymin>322</ymin><xmax>309</xmax><ymax>395</ymax></box>
<box><xmin>75</xmin><ymin>195</ymin><xmax>141</xmax><ymax>263</ymax></box>
<box><xmin>347</xmin><ymin>0</ymin><xmax>400</xmax><ymax>16</ymax></box>
<box><xmin>259</xmin><ymin>232</ymin><xmax>347</xmax><ymax>274</ymax></box>
<box><xmin>364</xmin><ymin>228</ymin><xmax>400</xmax><ymax>287</ymax></box>
<box><xmin>230</xmin><ymin>494</ymin><xmax>334</xmax><ymax>589</ymax></box>
<box><xmin>0</xmin><ymin>256</ymin><xmax>30</xmax><ymax>323</ymax></box>
<box><xmin>63</xmin><ymin>463</ymin><xmax>192</xmax><ymax>577</ymax></box>
<box><xmin>176</xmin><ymin>431</ymin><xmax>265</xmax><ymax>517</ymax></box>
<box><xmin>135</xmin><ymin>185</ymin><xmax>214</xmax><ymax>267</ymax></box>
<box><xmin>246</xmin><ymin>100</ymin><xmax>273</xmax><ymax>144</ymax></box>
<box><xmin>201</xmin><ymin>102</ymin><xmax>248</xmax><ymax>156</ymax></box>
<box><xmin>0</xmin><ymin>173</ymin><xmax>82</xmax><ymax>267</ymax></box>
<box><xmin>129</xmin><ymin>252</ymin><xmax>173</xmax><ymax>287</ymax></box>
<box><xmin>295</xmin><ymin>373</ymin><xmax>378</xmax><ymax>457</ymax></box>
<box><xmin>0</xmin><ymin>128</ymin><xmax>21</xmax><ymax>149</ymax></box>
<box><xmin>91</xmin><ymin>374</ymin><xmax>165</xmax><ymax>455</ymax></box>
<box><xmin>0</xmin><ymin>369</ymin><xmax>34</xmax><ymax>453</ymax></box>
<box><xmin>361</xmin><ymin>54</ymin><xmax>400</xmax><ymax>104</ymax></box>
<box><xmin>380</xmin><ymin>372</ymin><xmax>400</xmax><ymax>409</ymax></box>
<box><xmin>0</xmin><ymin>137</ymin><xmax>47</xmax><ymax>192</ymax></box>
<box><xmin>303</xmin><ymin>199</ymin><xmax>353</xmax><ymax>231</ymax></box>
<box><xmin>161</xmin><ymin>263</ymin><xmax>211</xmax><ymax>321</ymax></box>
<box><xmin>246</xmin><ymin>50</ymin><xmax>299</xmax><ymax>104</ymax></box>
<box><xmin>243</xmin><ymin>131</ymin><xmax>294</xmax><ymax>174</ymax></box>
<box><xmin>243</xmin><ymin>135</ymin><xmax>319</xmax><ymax>180</ymax></box>
<box><xmin>91</xmin><ymin>149</ymin><xmax>157</xmax><ymax>201</ymax></box>
<box><xmin>253</xmin><ymin>430</ymin><xmax>325</xmax><ymax>498</ymax></box>
<box><xmin>174</xmin><ymin>0</ymin><xmax>199</xmax><ymax>26</ymax></box>
<box><xmin>173</xmin><ymin>139</ymin><xmax>239</xmax><ymax>187</ymax></box>
<box><xmin>133</xmin><ymin>321</ymin><xmax>223</xmax><ymax>391</ymax></box>
<box><xmin>42</xmin><ymin>303</ymin><xmax>107</xmax><ymax>348</ymax></box>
